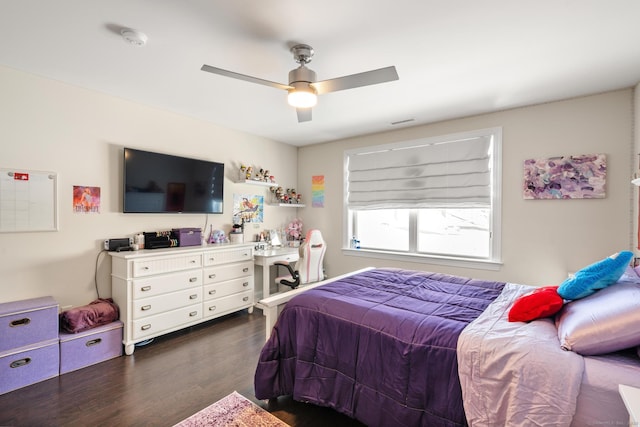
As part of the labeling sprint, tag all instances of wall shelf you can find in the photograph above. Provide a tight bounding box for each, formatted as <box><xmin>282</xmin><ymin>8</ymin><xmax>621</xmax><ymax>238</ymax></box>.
<box><xmin>269</xmin><ymin>203</ymin><xmax>306</xmax><ymax>208</ymax></box>
<box><xmin>235</xmin><ymin>179</ymin><xmax>278</xmax><ymax>188</ymax></box>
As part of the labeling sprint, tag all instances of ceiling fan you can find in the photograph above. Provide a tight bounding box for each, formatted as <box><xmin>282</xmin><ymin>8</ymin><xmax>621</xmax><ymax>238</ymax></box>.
<box><xmin>201</xmin><ymin>44</ymin><xmax>399</xmax><ymax>123</ymax></box>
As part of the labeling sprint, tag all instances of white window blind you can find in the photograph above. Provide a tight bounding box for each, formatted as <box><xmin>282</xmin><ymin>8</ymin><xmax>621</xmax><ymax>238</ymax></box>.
<box><xmin>347</xmin><ymin>136</ymin><xmax>492</xmax><ymax>209</ymax></box>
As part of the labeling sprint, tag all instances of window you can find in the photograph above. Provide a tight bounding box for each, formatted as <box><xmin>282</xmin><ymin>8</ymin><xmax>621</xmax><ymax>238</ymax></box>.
<box><xmin>344</xmin><ymin>128</ymin><xmax>502</xmax><ymax>267</ymax></box>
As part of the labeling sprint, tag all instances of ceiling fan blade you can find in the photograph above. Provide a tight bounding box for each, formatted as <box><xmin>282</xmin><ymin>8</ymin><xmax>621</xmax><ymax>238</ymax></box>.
<box><xmin>296</xmin><ymin>108</ymin><xmax>312</xmax><ymax>122</ymax></box>
<box><xmin>311</xmin><ymin>66</ymin><xmax>398</xmax><ymax>95</ymax></box>
<box><xmin>201</xmin><ymin>64</ymin><xmax>292</xmax><ymax>91</ymax></box>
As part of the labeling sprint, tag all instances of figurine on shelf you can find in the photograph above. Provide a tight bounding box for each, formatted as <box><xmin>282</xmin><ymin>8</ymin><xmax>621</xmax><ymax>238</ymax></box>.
<box><xmin>256</xmin><ymin>168</ymin><xmax>265</xmax><ymax>181</ymax></box>
<box><xmin>269</xmin><ymin>175</ymin><xmax>276</xmax><ymax>184</ymax></box>
<box><xmin>271</xmin><ymin>186</ymin><xmax>285</xmax><ymax>203</ymax></box>
<box><xmin>287</xmin><ymin>188</ymin><xmax>298</xmax><ymax>203</ymax></box>
<box><xmin>239</xmin><ymin>164</ymin><xmax>247</xmax><ymax>181</ymax></box>
<box><xmin>262</xmin><ymin>170</ymin><xmax>270</xmax><ymax>182</ymax></box>
<box><xmin>245</xmin><ymin>166</ymin><xmax>253</xmax><ymax>180</ymax></box>
<box><xmin>296</xmin><ymin>193</ymin><xmax>303</xmax><ymax>204</ymax></box>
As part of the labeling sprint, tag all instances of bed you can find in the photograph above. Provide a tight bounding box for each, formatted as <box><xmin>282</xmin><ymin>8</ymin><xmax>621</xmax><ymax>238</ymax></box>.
<box><xmin>254</xmin><ymin>266</ymin><xmax>640</xmax><ymax>427</ymax></box>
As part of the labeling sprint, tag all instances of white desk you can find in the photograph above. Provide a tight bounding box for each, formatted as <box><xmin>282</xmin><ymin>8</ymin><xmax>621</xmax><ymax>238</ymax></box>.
<box><xmin>619</xmin><ymin>384</ymin><xmax>640</xmax><ymax>425</ymax></box>
<box><xmin>253</xmin><ymin>247</ymin><xmax>300</xmax><ymax>301</ymax></box>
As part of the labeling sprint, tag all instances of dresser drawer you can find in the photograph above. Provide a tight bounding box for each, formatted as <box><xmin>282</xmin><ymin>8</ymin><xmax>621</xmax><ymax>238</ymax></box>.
<box><xmin>133</xmin><ymin>288</ymin><xmax>203</xmax><ymax>319</ymax></box>
<box><xmin>203</xmin><ymin>290</ymin><xmax>253</xmax><ymax>318</ymax></box>
<box><xmin>0</xmin><ymin>338</ymin><xmax>59</xmax><ymax>395</ymax></box>
<box><xmin>132</xmin><ymin>270</ymin><xmax>203</xmax><ymax>299</ymax></box>
<box><xmin>132</xmin><ymin>304</ymin><xmax>202</xmax><ymax>340</ymax></box>
<box><xmin>0</xmin><ymin>296</ymin><xmax>59</xmax><ymax>353</ymax></box>
<box><xmin>203</xmin><ymin>261</ymin><xmax>253</xmax><ymax>284</ymax></box>
<box><xmin>132</xmin><ymin>254</ymin><xmax>202</xmax><ymax>277</ymax></box>
<box><xmin>203</xmin><ymin>247</ymin><xmax>252</xmax><ymax>266</ymax></box>
<box><xmin>204</xmin><ymin>277</ymin><xmax>253</xmax><ymax>301</ymax></box>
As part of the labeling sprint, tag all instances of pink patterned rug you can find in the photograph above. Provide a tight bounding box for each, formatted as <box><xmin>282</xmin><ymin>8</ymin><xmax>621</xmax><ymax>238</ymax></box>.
<box><xmin>173</xmin><ymin>391</ymin><xmax>289</xmax><ymax>427</ymax></box>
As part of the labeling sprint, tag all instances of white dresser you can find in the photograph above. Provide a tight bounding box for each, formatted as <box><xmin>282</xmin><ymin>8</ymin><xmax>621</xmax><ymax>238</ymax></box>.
<box><xmin>110</xmin><ymin>243</ymin><xmax>254</xmax><ymax>355</ymax></box>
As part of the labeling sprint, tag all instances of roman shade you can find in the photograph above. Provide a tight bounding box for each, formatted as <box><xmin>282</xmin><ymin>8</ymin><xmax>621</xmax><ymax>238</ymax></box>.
<box><xmin>347</xmin><ymin>136</ymin><xmax>492</xmax><ymax>209</ymax></box>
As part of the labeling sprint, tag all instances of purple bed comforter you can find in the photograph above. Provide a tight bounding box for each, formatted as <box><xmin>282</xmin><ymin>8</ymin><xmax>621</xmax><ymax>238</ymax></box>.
<box><xmin>254</xmin><ymin>268</ymin><xmax>505</xmax><ymax>427</ymax></box>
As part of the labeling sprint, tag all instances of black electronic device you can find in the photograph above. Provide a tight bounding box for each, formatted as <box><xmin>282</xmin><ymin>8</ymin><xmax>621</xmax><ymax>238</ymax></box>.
<box><xmin>123</xmin><ymin>147</ymin><xmax>224</xmax><ymax>214</ymax></box>
<box><xmin>104</xmin><ymin>238</ymin><xmax>133</xmax><ymax>251</ymax></box>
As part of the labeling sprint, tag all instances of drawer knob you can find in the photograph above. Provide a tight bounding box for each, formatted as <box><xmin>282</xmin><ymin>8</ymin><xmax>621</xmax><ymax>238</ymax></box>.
<box><xmin>143</xmin><ymin>266</ymin><xmax>150</xmax><ymax>270</ymax></box>
<box><xmin>10</xmin><ymin>318</ymin><xmax>31</xmax><ymax>327</ymax></box>
<box><xmin>243</xmin><ymin>296</ymin><xmax>249</xmax><ymax>302</ymax></box>
<box><xmin>189</xmin><ymin>277</ymin><xmax>198</xmax><ymax>283</ymax></box>
<box><xmin>243</xmin><ymin>267</ymin><xmax>249</xmax><ymax>273</ymax></box>
<box><xmin>141</xmin><ymin>285</ymin><xmax>151</xmax><ymax>292</ymax></box>
<box><xmin>243</xmin><ymin>282</ymin><xmax>249</xmax><ymax>287</ymax></box>
<box><xmin>209</xmin><ymin>306</ymin><xmax>216</xmax><ymax>312</ymax></box>
<box><xmin>189</xmin><ymin>294</ymin><xmax>198</xmax><ymax>300</ymax></box>
<box><xmin>209</xmin><ymin>290</ymin><xmax>216</xmax><ymax>295</ymax></box>
<box><xmin>209</xmin><ymin>274</ymin><xmax>216</xmax><ymax>279</ymax></box>
<box><xmin>86</xmin><ymin>338</ymin><xmax>102</xmax><ymax>347</ymax></box>
<box><xmin>189</xmin><ymin>311</ymin><xmax>198</xmax><ymax>317</ymax></box>
<box><xmin>209</xmin><ymin>257</ymin><xmax>215</xmax><ymax>262</ymax></box>
<box><xmin>141</xmin><ymin>305</ymin><xmax>151</xmax><ymax>311</ymax></box>
<box><xmin>10</xmin><ymin>358</ymin><xmax>31</xmax><ymax>369</ymax></box>
<box><xmin>190</xmin><ymin>260</ymin><xmax>196</xmax><ymax>264</ymax></box>
<box><xmin>141</xmin><ymin>324</ymin><xmax>151</xmax><ymax>331</ymax></box>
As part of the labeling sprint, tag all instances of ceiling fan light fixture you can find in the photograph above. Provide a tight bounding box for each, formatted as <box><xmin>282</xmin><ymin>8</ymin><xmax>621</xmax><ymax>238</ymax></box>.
<box><xmin>287</xmin><ymin>83</ymin><xmax>317</xmax><ymax>108</ymax></box>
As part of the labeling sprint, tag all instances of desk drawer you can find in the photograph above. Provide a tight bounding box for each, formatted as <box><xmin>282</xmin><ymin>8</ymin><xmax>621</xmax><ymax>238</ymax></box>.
<box><xmin>132</xmin><ymin>270</ymin><xmax>202</xmax><ymax>299</ymax></box>
<box><xmin>203</xmin><ymin>261</ymin><xmax>253</xmax><ymax>284</ymax></box>
<box><xmin>132</xmin><ymin>304</ymin><xmax>202</xmax><ymax>340</ymax></box>
<box><xmin>132</xmin><ymin>254</ymin><xmax>202</xmax><ymax>277</ymax></box>
<box><xmin>269</xmin><ymin>253</ymin><xmax>300</xmax><ymax>265</ymax></box>
<box><xmin>133</xmin><ymin>288</ymin><xmax>203</xmax><ymax>319</ymax></box>
<box><xmin>203</xmin><ymin>248</ymin><xmax>252</xmax><ymax>266</ymax></box>
<box><xmin>203</xmin><ymin>291</ymin><xmax>253</xmax><ymax>318</ymax></box>
<box><xmin>204</xmin><ymin>277</ymin><xmax>253</xmax><ymax>300</ymax></box>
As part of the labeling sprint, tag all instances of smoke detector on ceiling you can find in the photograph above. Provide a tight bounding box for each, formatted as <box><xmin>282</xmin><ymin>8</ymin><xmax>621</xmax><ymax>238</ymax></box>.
<box><xmin>120</xmin><ymin>28</ymin><xmax>147</xmax><ymax>47</ymax></box>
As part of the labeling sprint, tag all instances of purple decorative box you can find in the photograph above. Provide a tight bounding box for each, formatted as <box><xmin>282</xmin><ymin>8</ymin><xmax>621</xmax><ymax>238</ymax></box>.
<box><xmin>0</xmin><ymin>296</ymin><xmax>58</xmax><ymax>353</ymax></box>
<box><xmin>59</xmin><ymin>321</ymin><xmax>123</xmax><ymax>374</ymax></box>
<box><xmin>172</xmin><ymin>228</ymin><xmax>202</xmax><ymax>247</ymax></box>
<box><xmin>0</xmin><ymin>338</ymin><xmax>59</xmax><ymax>395</ymax></box>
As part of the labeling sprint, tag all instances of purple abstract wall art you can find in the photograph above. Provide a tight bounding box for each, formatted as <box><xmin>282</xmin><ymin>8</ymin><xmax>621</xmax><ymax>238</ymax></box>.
<box><xmin>523</xmin><ymin>153</ymin><xmax>606</xmax><ymax>199</ymax></box>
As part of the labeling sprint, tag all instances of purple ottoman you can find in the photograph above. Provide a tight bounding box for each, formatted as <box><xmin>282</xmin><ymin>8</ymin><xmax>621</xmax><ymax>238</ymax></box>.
<box><xmin>59</xmin><ymin>320</ymin><xmax>123</xmax><ymax>374</ymax></box>
<box><xmin>0</xmin><ymin>339</ymin><xmax>60</xmax><ymax>395</ymax></box>
<box><xmin>0</xmin><ymin>296</ymin><xmax>59</xmax><ymax>353</ymax></box>
<box><xmin>0</xmin><ymin>296</ymin><xmax>60</xmax><ymax>395</ymax></box>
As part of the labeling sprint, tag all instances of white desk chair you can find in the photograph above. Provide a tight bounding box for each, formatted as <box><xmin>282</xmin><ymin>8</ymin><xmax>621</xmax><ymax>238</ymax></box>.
<box><xmin>275</xmin><ymin>229</ymin><xmax>326</xmax><ymax>290</ymax></box>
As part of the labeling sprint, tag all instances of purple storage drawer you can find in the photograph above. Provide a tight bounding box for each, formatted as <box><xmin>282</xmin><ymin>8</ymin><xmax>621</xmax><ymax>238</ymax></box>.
<box><xmin>0</xmin><ymin>338</ymin><xmax>59</xmax><ymax>395</ymax></box>
<box><xmin>172</xmin><ymin>228</ymin><xmax>202</xmax><ymax>247</ymax></box>
<box><xmin>59</xmin><ymin>321</ymin><xmax>123</xmax><ymax>374</ymax></box>
<box><xmin>0</xmin><ymin>296</ymin><xmax>58</xmax><ymax>353</ymax></box>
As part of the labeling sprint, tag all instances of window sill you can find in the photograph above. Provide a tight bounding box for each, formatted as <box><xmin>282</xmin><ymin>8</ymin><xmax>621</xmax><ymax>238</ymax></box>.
<box><xmin>342</xmin><ymin>248</ymin><xmax>503</xmax><ymax>271</ymax></box>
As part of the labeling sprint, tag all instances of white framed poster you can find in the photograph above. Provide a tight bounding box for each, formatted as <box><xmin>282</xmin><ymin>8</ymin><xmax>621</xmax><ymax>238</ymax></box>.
<box><xmin>0</xmin><ymin>168</ymin><xmax>58</xmax><ymax>232</ymax></box>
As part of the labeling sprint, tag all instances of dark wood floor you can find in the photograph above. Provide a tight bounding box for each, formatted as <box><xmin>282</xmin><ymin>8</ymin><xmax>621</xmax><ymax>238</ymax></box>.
<box><xmin>0</xmin><ymin>311</ymin><xmax>364</xmax><ymax>427</ymax></box>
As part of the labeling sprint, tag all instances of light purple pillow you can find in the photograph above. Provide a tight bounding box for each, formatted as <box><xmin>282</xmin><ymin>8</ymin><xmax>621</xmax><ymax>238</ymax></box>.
<box><xmin>617</xmin><ymin>265</ymin><xmax>640</xmax><ymax>284</ymax></box>
<box><xmin>555</xmin><ymin>282</ymin><xmax>640</xmax><ymax>355</ymax></box>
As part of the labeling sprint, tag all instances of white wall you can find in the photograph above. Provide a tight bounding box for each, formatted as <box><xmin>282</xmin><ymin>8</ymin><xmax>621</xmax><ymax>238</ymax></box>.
<box><xmin>297</xmin><ymin>89</ymin><xmax>635</xmax><ymax>286</ymax></box>
<box><xmin>0</xmin><ymin>66</ymin><xmax>299</xmax><ymax>308</ymax></box>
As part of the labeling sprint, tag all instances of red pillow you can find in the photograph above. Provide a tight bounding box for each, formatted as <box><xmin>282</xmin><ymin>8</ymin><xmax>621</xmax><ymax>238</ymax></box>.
<box><xmin>508</xmin><ymin>286</ymin><xmax>564</xmax><ymax>322</ymax></box>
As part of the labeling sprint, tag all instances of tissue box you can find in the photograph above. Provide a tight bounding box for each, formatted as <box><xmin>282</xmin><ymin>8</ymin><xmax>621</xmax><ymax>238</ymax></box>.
<box><xmin>172</xmin><ymin>228</ymin><xmax>202</xmax><ymax>247</ymax></box>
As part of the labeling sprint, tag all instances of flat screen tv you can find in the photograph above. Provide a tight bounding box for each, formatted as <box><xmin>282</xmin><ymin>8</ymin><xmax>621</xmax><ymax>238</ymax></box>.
<box><xmin>123</xmin><ymin>147</ymin><xmax>224</xmax><ymax>214</ymax></box>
